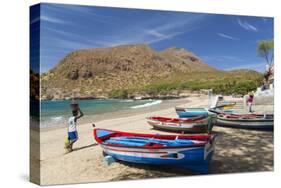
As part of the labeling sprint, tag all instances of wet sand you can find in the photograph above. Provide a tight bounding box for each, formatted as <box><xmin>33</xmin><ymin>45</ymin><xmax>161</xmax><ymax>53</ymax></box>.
<box><xmin>31</xmin><ymin>95</ymin><xmax>273</xmax><ymax>185</ymax></box>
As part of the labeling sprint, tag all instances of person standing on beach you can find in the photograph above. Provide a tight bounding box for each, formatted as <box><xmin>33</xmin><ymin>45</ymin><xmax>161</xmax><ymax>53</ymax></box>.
<box><xmin>65</xmin><ymin>102</ymin><xmax>84</xmax><ymax>153</ymax></box>
<box><xmin>247</xmin><ymin>92</ymin><xmax>254</xmax><ymax>113</ymax></box>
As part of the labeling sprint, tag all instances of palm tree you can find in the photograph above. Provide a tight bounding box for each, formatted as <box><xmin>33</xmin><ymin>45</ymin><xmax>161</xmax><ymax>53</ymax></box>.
<box><xmin>257</xmin><ymin>39</ymin><xmax>274</xmax><ymax>65</ymax></box>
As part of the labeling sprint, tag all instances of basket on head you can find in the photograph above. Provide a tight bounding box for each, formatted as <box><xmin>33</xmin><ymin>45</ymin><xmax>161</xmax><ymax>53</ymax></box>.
<box><xmin>70</xmin><ymin>99</ymin><xmax>79</xmax><ymax>111</ymax></box>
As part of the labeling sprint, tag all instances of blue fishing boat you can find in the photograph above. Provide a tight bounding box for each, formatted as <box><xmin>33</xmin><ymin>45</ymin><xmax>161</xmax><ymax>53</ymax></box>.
<box><xmin>175</xmin><ymin>107</ymin><xmax>209</xmax><ymax>118</ymax></box>
<box><xmin>94</xmin><ymin>128</ymin><xmax>217</xmax><ymax>173</ymax></box>
<box><xmin>175</xmin><ymin>106</ymin><xmax>235</xmax><ymax>118</ymax></box>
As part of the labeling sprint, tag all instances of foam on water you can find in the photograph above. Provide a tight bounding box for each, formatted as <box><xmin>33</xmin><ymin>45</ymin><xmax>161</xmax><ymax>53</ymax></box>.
<box><xmin>130</xmin><ymin>100</ymin><xmax>162</xmax><ymax>109</ymax></box>
<box><xmin>40</xmin><ymin>99</ymin><xmax>148</xmax><ymax>128</ymax></box>
<box><xmin>120</xmin><ymin>99</ymin><xmax>134</xmax><ymax>102</ymax></box>
<box><xmin>51</xmin><ymin>116</ymin><xmax>64</xmax><ymax>121</ymax></box>
<box><xmin>40</xmin><ymin>116</ymin><xmax>67</xmax><ymax>128</ymax></box>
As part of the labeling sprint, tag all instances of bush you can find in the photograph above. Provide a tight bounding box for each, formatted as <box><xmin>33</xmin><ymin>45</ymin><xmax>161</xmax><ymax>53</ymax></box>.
<box><xmin>109</xmin><ymin>89</ymin><xmax>128</xmax><ymax>99</ymax></box>
<box><xmin>138</xmin><ymin>70</ymin><xmax>263</xmax><ymax>96</ymax></box>
<box><xmin>145</xmin><ymin>82</ymin><xmax>178</xmax><ymax>95</ymax></box>
<box><xmin>232</xmin><ymin>81</ymin><xmax>259</xmax><ymax>95</ymax></box>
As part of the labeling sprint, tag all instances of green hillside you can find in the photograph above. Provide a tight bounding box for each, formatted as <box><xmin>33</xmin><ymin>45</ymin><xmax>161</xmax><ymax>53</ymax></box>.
<box><xmin>40</xmin><ymin>44</ymin><xmax>263</xmax><ymax>100</ymax></box>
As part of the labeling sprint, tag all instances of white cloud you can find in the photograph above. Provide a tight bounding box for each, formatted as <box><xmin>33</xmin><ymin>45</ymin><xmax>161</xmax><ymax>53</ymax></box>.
<box><xmin>145</xmin><ymin>29</ymin><xmax>166</xmax><ymax>38</ymax></box>
<box><xmin>217</xmin><ymin>33</ymin><xmax>240</xmax><ymax>40</ymax></box>
<box><xmin>147</xmin><ymin>31</ymin><xmax>186</xmax><ymax>44</ymax></box>
<box><xmin>46</xmin><ymin>4</ymin><xmax>119</xmax><ymax>26</ymax></box>
<box><xmin>41</xmin><ymin>10</ymin><xmax>208</xmax><ymax>53</ymax></box>
<box><xmin>43</xmin><ymin>26</ymin><xmax>100</xmax><ymax>45</ymax></box>
<box><xmin>30</xmin><ymin>17</ymin><xmax>40</xmax><ymax>25</ymax></box>
<box><xmin>41</xmin><ymin>36</ymin><xmax>101</xmax><ymax>50</ymax></box>
<box><xmin>90</xmin><ymin>15</ymin><xmax>204</xmax><ymax>47</ymax></box>
<box><xmin>202</xmin><ymin>55</ymin><xmax>244</xmax><ymax>63</ymax></box>
<box><xmin>41</xmin><ymin>15</ymin><xmax>70</xmax><ymax>24</ymax></box>
<box><xmin>153</xmin><ymin>14</ymin><xmax>205</xmax><ymax>32</ymax></box>
<box><xmin>237</xmin><ymin>18</ymin><xmax>258</xmax><ymax>32</ymax></box>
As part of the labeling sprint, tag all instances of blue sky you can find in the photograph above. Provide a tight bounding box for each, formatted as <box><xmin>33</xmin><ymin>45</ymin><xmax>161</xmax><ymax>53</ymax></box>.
<box><xmin>31</xmin><ymin>3</ymin><xmax>273</xmax><ymax>73</ymax></box>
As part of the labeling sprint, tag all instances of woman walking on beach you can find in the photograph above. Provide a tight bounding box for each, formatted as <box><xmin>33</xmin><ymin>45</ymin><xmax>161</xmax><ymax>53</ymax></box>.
<box><xmin>65</xmin><ymin>101</ymin><xmax>84</xmax><ymax>153</ymax></box>
<box><xmin>247</xmin><ymin>92</ymin><xmax>254</xmax><ymax>113</ymax></box>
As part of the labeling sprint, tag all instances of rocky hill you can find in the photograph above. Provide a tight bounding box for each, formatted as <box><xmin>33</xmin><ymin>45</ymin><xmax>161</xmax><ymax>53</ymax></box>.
<box><xmin>40</xmin><ymin>44</ymin><xmax>263</xmax><ymax>100</ymax></box>
<box><xmin>41</xmin><ymin>44</ymin><xmax>218</xmax><ymax>100</ymax></box>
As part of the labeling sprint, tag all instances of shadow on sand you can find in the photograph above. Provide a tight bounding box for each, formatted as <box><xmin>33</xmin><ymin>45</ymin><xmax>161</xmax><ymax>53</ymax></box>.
<box><xmin>110</xmin><ymin>126</ymin><xmax>273</xmax><ymax>181</ymax></box>
<box><xmin>209</xmin><ymin>127</ymin><xmax>273</xmax><ymax>173</ymax></box>
<box><xmin>111</xmin><ymin>161</ymin><xmax>198</xmax><ymax>181</ymax></box>
<box><xmin>73</xmin><ymin>143</ymin><xmax>98</xmax><ymax>152</ymax></box>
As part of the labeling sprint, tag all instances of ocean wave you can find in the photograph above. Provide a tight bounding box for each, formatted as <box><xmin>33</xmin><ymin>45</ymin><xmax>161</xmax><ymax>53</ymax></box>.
<box><xmin>51</xmin><ymin>116</ymin><xmax>64</xmax><ymax>121</ymax></box>
<box><xmin>120</xmin><ymin>99</ymin><xmax>134</xmax><ymax>102</ymax></box>
<box><xmin>130</xmin><ymin>100</ymin><xmax>162</xmax><ymax>109</ymax></box>
<box><xmin>40</xmin><ymin>116</ymin><xmax>66</xmax><ymax>129</ymax></box>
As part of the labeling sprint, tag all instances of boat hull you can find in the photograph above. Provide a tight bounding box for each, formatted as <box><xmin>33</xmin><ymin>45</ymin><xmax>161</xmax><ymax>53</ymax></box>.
<box><xmin>216</xmin><ymin>114</ymin><xmax>273</xmax><ymax>130</ymax></box>
<box><xmin>176</xmin><ymin>108</ymin><xmax>209</xmax><ymax>118</ymax></box>
<box><xmin>146</xmin><ymin>116</ymin><xmax>212</xmax><ymax>133</ymax></box>
<box><xmin>101</xmin><ymin>141</ymin><xmax>215</xmax><ymax>173</ymax></box>
<box><xmin>94</xmin><ymin>129</ymin><xmax>217</xmax><ymax>173</ymax></box>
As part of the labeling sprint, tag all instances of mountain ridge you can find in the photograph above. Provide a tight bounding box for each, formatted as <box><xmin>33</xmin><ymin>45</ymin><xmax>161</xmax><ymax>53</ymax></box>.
<box><xmin>40</xmin><ymin>44</ymin><xmax>262</xmax><ymax>100</ymax></box>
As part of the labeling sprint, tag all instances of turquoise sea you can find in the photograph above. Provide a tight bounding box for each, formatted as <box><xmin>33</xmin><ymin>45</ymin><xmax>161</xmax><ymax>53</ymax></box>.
<box><xmin>40</xmin><ymin>99</ymin><xmax>164</xmax><ymax>128</ymax></box>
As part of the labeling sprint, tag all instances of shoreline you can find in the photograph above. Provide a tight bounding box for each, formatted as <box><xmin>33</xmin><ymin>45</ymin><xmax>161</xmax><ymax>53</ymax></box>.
<box><xmin>39</xmin><ymin>96</ymin><xmax>198</xmax><ymax>132</ymax></box>
<box><xmin>41</xmin><ymin>95</ymin><xmax>190</xmax><ymax>101</ymax></box>
<box><xmin>40</xmin><ymin>89</ymin><xmax>206</xmax><ymax>101</ymax></box>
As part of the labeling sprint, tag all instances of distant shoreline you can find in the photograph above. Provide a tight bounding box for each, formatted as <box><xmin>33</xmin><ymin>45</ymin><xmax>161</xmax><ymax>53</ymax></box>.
<box><xmin>40</xmin><ymin>93</ymin><xmax>199</xmax><ymax>101</ymax></box>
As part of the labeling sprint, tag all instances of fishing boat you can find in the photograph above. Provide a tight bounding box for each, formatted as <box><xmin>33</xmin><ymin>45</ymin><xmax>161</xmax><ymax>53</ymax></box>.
<box><xmin>175</xmin><ymin>107</ymin><xmax>209</xmax><ymax>118</ymax></box>
<box><xmin>94</xmin><ymin>128</ymin><xmax>217</xmax><ymax>173</ymax></box>
<box><xmin>216</xmin><ymin>113</ymin><xmax>273</xmax><ymax>130</ymax></box>
<box><xmin>175</xmin><ymin>105</ymin><xmax>235</xmax><ymax>118</ymax></box>
<box><xmin>146</xmin><ymin>115</ymin><xmax>213</xmax><ymax>133</ymax></box>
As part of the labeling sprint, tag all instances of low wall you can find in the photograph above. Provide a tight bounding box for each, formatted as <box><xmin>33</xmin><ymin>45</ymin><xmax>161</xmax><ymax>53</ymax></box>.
<box><xmin>254</xmin><ymin>96</ymin><xmax>274</xmax><ymax>105</ymax></box>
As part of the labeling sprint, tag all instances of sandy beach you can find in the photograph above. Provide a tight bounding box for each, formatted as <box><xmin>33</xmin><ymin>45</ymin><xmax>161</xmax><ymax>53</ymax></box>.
<box><xmin>32</xmin><ymin>95</ymin><xmax>273</xmax><ymax>185</ymax></box>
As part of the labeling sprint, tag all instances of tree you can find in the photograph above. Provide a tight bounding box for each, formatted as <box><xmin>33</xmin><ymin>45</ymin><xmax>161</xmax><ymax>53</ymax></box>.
<box><xmin>109</xmin><ymin>89</ymin><xmax>128</xmax><ymax>99</ymax></box>
<box><xmin>257</xmin><ymin>39</ymin><xmax>274</xmax><ymax>65</ymax></box>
